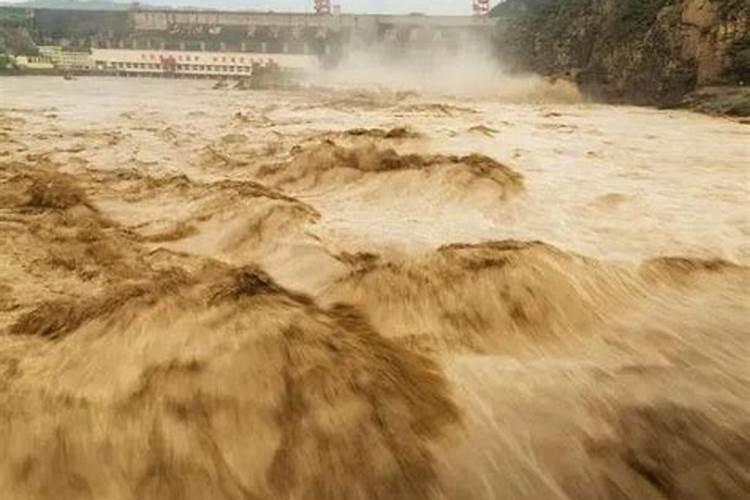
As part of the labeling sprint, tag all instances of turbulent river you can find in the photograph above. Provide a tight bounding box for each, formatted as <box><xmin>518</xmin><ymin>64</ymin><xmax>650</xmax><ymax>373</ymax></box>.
<box><xmin>0</xmin><ymin>76</ymin><xmax>748</xmax><ymax>500</ymax></box>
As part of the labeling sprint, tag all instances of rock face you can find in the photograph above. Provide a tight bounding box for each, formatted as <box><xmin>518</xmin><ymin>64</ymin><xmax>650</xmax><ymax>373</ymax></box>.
<box><xmin>493</xmin><ymin>0</ymin><xmax>750</xmax><ymax>105</ymax></box>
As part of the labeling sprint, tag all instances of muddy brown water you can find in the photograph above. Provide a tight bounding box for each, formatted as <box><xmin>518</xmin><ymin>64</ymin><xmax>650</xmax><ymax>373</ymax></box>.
<box><xmin>0</xmin><ymin>76</ymin><xmax>748</xmax><ymax>499</ymax></box>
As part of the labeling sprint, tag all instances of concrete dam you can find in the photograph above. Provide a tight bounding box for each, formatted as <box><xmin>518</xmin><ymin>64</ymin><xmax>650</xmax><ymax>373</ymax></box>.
<box><xmin>12</xmin><ymin>7</ymin><xmax>497</xmax><ymax>58</ymax></box>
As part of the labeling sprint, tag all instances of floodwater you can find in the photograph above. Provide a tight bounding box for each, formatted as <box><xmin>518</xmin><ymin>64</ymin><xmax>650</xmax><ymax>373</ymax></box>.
<box><xmin>0</xmin><ymin>76</ymin><xmax>748</xmax><ymax>499</ymax></box>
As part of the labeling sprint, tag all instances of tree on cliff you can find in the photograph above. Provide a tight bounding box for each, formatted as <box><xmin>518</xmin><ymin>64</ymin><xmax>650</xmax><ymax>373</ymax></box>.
<box><xmin>726</xmin><ymin>38</ymin><xmax>750</xmax><ymax>83</ymax></box>
<box><xmin>491</xmin><ymin>0</ymin><xmax>568</xmax><ymax>17</ymax></box>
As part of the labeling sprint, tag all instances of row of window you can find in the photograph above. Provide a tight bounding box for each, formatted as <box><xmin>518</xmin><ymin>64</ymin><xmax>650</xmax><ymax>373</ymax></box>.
<box><xmin>138</xmin><ymin>53</ymin><xmax>264</xmax><ymax>64</ymax></box>
<box><xmin>103</xmin><ymin>61</ymin><xmax>254</xmax><ymax>72</ymax></box>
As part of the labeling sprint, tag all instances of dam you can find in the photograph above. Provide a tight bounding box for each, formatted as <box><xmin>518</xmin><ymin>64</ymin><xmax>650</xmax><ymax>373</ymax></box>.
<box><xmin>4</xmin><ymin>6</ymin><xmax>497</xmax><ymax>57</ymax></box>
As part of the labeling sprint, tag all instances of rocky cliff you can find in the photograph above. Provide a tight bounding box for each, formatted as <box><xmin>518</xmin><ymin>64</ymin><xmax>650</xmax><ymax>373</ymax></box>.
<box><xmin>492</xmin><ymin>0</ymin><xmax>750</xmax><ymax>106</ymax></box>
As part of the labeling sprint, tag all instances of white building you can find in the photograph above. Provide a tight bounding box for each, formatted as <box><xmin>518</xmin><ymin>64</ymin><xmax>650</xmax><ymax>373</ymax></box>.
<box><xmin>37</xmin><ymin>45</ymin><xmax>62</xmax><ymax>62</ymax></box>
<box><xmin>59</xmin><ymin>51</ymin><xmax>93</xmax><ymax>71</ymax></box>
<box><xmin>14</xmin><ymin>55</ymin><xmax>55</xmax><ymax>70</ymax></box>
<box><xmin>90</xmin><ymin>49</ymin><xmax>318</xmax><ymax>77</ymax></box>
<box><xmin>31</xmin><ymin>46</ymin><xmax>93</xmax><ymax>71</ymax></box>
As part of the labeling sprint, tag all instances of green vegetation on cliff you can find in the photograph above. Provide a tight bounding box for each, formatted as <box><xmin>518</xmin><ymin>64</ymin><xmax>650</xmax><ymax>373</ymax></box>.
<box><xmin>613</xmin><ymin>0</ymin><xmax>675</xmax><ymax>36</ymax></box>
<box><xmin>726</xmin><ymin>37</ymin><xmax>750</xmax><ymax>82</ymax></box>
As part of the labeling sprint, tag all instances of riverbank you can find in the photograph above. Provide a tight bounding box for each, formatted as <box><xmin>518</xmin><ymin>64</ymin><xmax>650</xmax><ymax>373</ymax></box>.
<box><xmin>680</xmin><ymin>85</ymin><xmax>750</xmax><ymax>118</ymax></box>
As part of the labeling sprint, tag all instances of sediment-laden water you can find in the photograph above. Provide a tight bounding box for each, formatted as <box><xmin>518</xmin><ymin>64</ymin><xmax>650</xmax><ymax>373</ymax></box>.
<box><xmin>0</xmin><ymin>76</ymin><xmax>748</xmax><ymax>500</ymax></box>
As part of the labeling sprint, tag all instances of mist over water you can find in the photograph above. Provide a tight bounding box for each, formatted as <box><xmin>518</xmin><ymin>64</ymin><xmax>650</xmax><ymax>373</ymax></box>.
<box><xmin>309</xmin><ymin>44</ymin><xmax>583</xmax><ymax>102</ymax></box>
<box><xmin>0</xmin><ymin>69</ymin><xmax>748</xmax><ymax>499</ymax></box>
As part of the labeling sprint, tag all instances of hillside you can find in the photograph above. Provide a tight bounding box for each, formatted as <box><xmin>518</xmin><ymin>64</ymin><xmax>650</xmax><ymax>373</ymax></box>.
<box><xmin>492</xmin><ymin>0</ymin><xmax>750</xmax><ymax>109</ymax></box>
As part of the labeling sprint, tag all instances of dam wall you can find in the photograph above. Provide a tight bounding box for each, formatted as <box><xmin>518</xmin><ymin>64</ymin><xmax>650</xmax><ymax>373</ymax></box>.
<box><xmin>2</xmin><ymin>7</ymin><xmax>497</xmax><ymax>56</ymax></box>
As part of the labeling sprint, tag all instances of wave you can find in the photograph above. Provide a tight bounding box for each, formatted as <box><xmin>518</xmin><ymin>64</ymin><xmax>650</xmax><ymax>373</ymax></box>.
<box><xmin>322</xmin><ymin>240</ymin><xmax>635</xmax><ymax>354</ymax></box>
<box><xmin>253</xmin><ymin>141</ymin><xmax>525</xmax><ymax>206</ymax></box>
<box><xmin>1</xmin><ymin>266</ymin><xmax>459</xmax><ymax>500</ymax></box>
